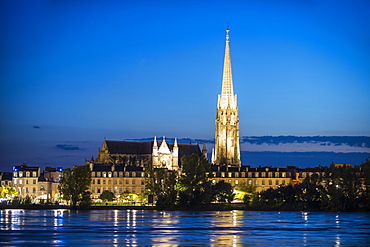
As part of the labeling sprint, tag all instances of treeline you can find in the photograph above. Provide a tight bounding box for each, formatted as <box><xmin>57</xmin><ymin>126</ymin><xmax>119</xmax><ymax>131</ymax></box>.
<box><xmin>256</xmin><ymin>160</ymin><xmax>370</xmax><ymax>212</ymax></box>
<box><xmin>147</xmin><ymin>155</ymin><xmax>370</xmax><ymax>212</ymax></box>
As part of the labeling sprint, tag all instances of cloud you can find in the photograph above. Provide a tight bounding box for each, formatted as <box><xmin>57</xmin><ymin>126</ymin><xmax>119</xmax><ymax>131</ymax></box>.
<box><xmin>55</xmin><ymin>144</ymin><xmax>82</xmax><ymax>151</ymax></box>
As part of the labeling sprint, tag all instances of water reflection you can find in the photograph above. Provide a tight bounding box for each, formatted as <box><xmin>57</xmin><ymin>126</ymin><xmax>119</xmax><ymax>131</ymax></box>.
<box><xmin>0</xmin><ymin>210</ymin><xmax>369</xmax><ymax>246</ymax></box>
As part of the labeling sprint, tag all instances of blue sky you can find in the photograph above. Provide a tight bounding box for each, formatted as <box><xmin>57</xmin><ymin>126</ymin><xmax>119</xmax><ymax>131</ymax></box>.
<box><xmin>1</xmin><ymin>0</ymin><xmax>369</xmax><ymax>170</ymax></box>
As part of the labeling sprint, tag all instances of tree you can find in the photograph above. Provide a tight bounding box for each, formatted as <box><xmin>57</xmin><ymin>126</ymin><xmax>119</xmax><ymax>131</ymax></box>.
<box><xmin>0</xmin><ymin>185</ymin><xmax>18</xmax><ymax>199</ymax></box>
<box><xmin>214</xmin><ymin>180</ymin><xmax>234</xmax><ymax>203</ymax></box>
<box><xmin>58</xmin><ymin>166</ymin><xmax>92</xmax><ymax>207</ymax></box>
<box><xmin>177</xmin><ymin>154</ymin><xmax>214</xmax><ymax>207</ymax></box>
<box><xmin>145</xmin><ymin>166</ymin><xmax>177</xmax><ymax>209</ymax></box>
<box><xmin>99</xmin><ymin>190</ymin><xmax>115</xmax><ymax>201</ymax></box>
<box><xmin>234</xmin><ymin>182</ymin><xmax>257</xmax><ymax>205</ymax></box>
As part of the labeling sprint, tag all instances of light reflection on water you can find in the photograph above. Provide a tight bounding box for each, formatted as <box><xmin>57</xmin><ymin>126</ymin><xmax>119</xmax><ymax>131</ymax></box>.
<box><xmin>0</xmin><ymin>209</ymin><xmax>369</xmax><ymax>246</ymax></box>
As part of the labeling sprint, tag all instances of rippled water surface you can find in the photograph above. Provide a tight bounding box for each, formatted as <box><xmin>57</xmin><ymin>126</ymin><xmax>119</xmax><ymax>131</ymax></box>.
<box><xmin>1</xmin><ymin>209</ymin><xmax>369</xmax><ymax>246</ymax></box>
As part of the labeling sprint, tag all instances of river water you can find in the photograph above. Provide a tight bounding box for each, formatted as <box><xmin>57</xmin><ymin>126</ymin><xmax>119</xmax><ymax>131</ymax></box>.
<box><xmin>0</xmin><ymin>209</ymin><xmax>369</xmax><ymax>246</ymax></box>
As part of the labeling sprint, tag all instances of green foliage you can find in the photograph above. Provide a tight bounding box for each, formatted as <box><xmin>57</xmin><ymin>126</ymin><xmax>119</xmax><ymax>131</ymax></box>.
<box><xmin>145</xmin><ymin>166</ymin><xmax>177</xmax><ymax>209</ymax></box>
<box><xmin>177</xmin><ymin>154</ymin><xmax>214</xmax><ymax>207</ymax></box>
<box><xmin>0</xmin><ymin>185</ymin><xmax>18</xmax><ymax>198</ymax></box>
<box><xmin>257</xmin><ymin>160</ymin><xmax>370</xmax><ymax>212</ymax></box>
<box><xmin>235</xmin><ymin>182</ymin><xmax>258</xmax><ymax>205</ymax></box>
<box><xmin>99</xmin><ymin>190</ymin><xmax>115</xmax><ymax>201</ymax></box>
<box><xmin>58</xmin><ymin>166</ymin><xmax>92</xmax><ymax>207</ymax></box>
<box><xmin>213</xmin><ymin>180</ymin><xmax>234</xmax><ymax>203</ymax></box>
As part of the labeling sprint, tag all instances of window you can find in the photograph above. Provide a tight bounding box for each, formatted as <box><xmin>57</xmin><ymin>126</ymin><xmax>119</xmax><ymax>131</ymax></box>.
<box><xmin>19</xmin><ymin>172</ymin><xmax>23</xmax><ymax>177</ymax></box>
<box><xmin>125</xmin><ymin>172</ymin><xmax>129</xmax><ymax>177</ymax></box>
<box><xmin>92</xmin><ymin>172</ymin><xmax>95</xmax><ymax>177</ymax></box>
<box><xmin>92</xmin><ymin>180</ymin><xmax>95</xmax><ymax>184</ymax></box>
<box><xmin>119</xmin><ymin>188</ymin><xmax>123</xmax><ymax>193</ymax></box>
<box><xmin>221</xmin><ymin>172</ymin><xmax>225</xmax><ymax>178</ymax></box>
<box><xmin>248</xmin><ymin>172</ymin><xmax>252</xmax><ymax>178</ymax></box>
<box><xmin>262</xmin><ymin>180</ymin><xmax>265</xmax><ymax>185</ymax></box>
<box><xmin>275</xmin><ymin>172</ymin><xmax>279</xmax><ymax>178</ymax></box>
<box><xmin>282</xmin><ymin>180</ymin><xmax>286</xmax><ymax>185</ymax></box>
<box><xmin>235</xmin><ymin>180</ymin><xmax>239</xmax><ymax>185</ymax></box>
<box><xmin>126</xmin><ymin>179</ymin><xmax>129</xmax><ymax>184</ymax></box>
<box><xmin>282</xmin><ymin>173</ymin><xmax>286</xmax><ymax>178</ymax></box>
<box><xmin>228</xmin><ymin>172</ymin><xmax>232</xmax><ymax>178</ymax></box>
<box><xmin>113</xmin><ymin>172</ymin><xmax>117</xmax><ymax>177</ymax></box>
<box><xmin>141</xmin><ymin>172</ymin><xmax>145</xmax><ymax>177</ymax></box>
<box><xmin>255</xmin><ymin>180</ymin><xmax>258</xmax><ymax>185</ymax></box>
<box><xmin>261</xmin><ymin>172</ymin><xmax>266</xmax><ymax>178</ymax></box>
<box><xmin>97</xmin><ymin>179</ymin><xmax>101</xmax><ymax>184</ymax></box>
<box><xmin>132</xmin><ymin>180</ymin><xmax>136</xmax><ymax>185</ymax></box>
<box><xmin>141</xmin><ymin>180</ymin><xmax>144</xmax><ymax>185</ymax></box>
<box><xmin>33</xmin><ymin>188</ymin><xmax>36</xmax><ymax>193</ymax></box>
<box><xmin>248</xmin><ymin>179</ymin><xmax>252</xmax><ymax>185</ymax></box>
<box><xmin>26</xmin><ymin>188</ymin><xmax>29</xmax><ymax>193</ymax></box>
<box><xmin>26</xmin><ymin>179</ymin><xmax>28</xmax><ymax>184</ymax></box>
<box><xmin>32</xmin><ymin>172</ymin><xmax>37</xmax><ymax>177</ymax></box>
<box><xmin>19</xmin><ymin>180</ymin><xmax>22</xmax><ymax>184</ymax></box>
<box><xmin>26</xmin><ymin>172</ymin><xmax>30</xmax><ymax>177</ymax></box>
<box><xmin>92</xmin><ymin>188</ymin><xmax>95</xmax><ymax>193</ymax></box>
<box><xmin>97</xmin><ymin>172</ymin><xmax>101</xmax><ymax>177</ymax></box>
<box><xmin>269</xmin><ymin>180</ymin><xmax>272</xmax><ymax>185</ymax></box>
<box><xmin>132</xmin><ymin>172</ymin><xmax>136</xmax><ymax>178</ymax></box>
<box><xmin>235</xmin><ymin>172</ymin><xmax>239</xmax><ymax>178</ymax></box>
<box><xmin>103</xmin><ymin>172</ymin><xmax>106</xmax><ymax>178</ymax></box>
<box><xmin>103</xmin><ymin>180</ymin><xmax>106</xmax><ymax>184</ymax></box>
<box><xmin>268</xmin><ymin>172</ymin><xmax>272</xmax><ymax>178</ymax></box>
<box><xmin>119</xmin><ymin>180</ymin><xmax>122</xmax><ymax>184</ymax></box>
<box><xmin>114</xmin><ymin>180</ymin><xmax>117</xmax><ymax>185</ymax></box>
<box><xmin>119</xmin><ymin>172</ymin><xmax>123</xmax><ymax>177</ymax></box>
<box><xmin>97</xmin><ymin>189</ymin><xmax>101</xmax><ymax>193</ymax></box>
<box><xmin>108</xmin><ymin>180</ymin><xmax>111</xmax><ymax>184</ymax></box>
<box><xmin>255</xmin><ymin>172</ymin><xmax>259</xmax><ymax>178</ymax></box>
<box><xmin>108</xmin><ymin>172</ymin><xmax>112</xmax><ymax>178</ymax></box>
<box><xmin>275</xmin><ymin>180</ymin><xmax>279</xmax><ymax>185</ymax></box>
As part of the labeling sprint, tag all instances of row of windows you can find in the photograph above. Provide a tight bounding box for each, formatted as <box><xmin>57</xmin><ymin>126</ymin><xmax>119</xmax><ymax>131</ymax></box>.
<box><xmin>301</xmin><ymin>172</ymin><xmax>325</xmax><ymax>178</ymax></box>
<box><xmin>13</xmin><ymin>179</ymin><xmax>37</xmax><ymax>185</ymax></box>
<box><xmin>91</xmin><ymin>187</ymin><xmax>144</xmax><ymax>194</ymax></box>
<box><xmin>214</xmin><ymin>179</ymin><xmax>287</xmax><ymax>186</ymax></box>
<box><xmin>18</xmin><ymin>187</ymin><xmax>37</xmax><ymax>193</ymax></box>
<box><xmin>214</xmin><ymin>172</ymin><xmax>289</xmax><ymax>178</ymax></box>
<box><xmin>13</xmin><ymin>171</ymin><xmax>38</xmax><ymax>178</ymax></box>
<box><xmin>92</xmin><ymin>171</ymin><xmax>145</xmax><ymax>178</ymax></box>
<box><xmin>91</xmin><ymin>179</ymin><xmax>144</xmax><ymax>185</ymax></box>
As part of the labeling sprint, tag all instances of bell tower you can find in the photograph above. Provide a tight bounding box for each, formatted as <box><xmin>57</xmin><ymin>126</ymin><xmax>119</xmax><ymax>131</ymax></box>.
<box><xmin>212</xmin><ymin>29</ymin><xmax>241</xmax><ymax>166</ymax></box>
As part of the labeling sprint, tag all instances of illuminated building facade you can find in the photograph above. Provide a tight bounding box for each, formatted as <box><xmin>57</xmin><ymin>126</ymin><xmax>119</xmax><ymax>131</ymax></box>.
<box><xmin>212</xmin><ymin>29</ymin><xmax>241</xmax><ymax>166</ymax></box>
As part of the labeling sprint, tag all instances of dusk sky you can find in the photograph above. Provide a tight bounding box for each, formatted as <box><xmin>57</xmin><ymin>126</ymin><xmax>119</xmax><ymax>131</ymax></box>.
<box><xmin>1</xmin><ymin>1</ymin><xmax>369</xmax><ymax>170</ymax></box>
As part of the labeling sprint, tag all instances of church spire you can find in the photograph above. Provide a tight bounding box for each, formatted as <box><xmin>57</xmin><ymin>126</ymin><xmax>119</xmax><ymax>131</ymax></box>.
<box><xmin>213</xmin><ymin>28</ymin><xmax>241</xmax><ymax>166</ymax></box>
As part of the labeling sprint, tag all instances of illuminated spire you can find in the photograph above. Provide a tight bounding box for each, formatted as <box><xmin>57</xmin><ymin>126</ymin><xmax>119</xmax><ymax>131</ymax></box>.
<box><xmin>219</xmin><ymin>28</ymin><xmax>236</xmax><ymax>109</ymax></box>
